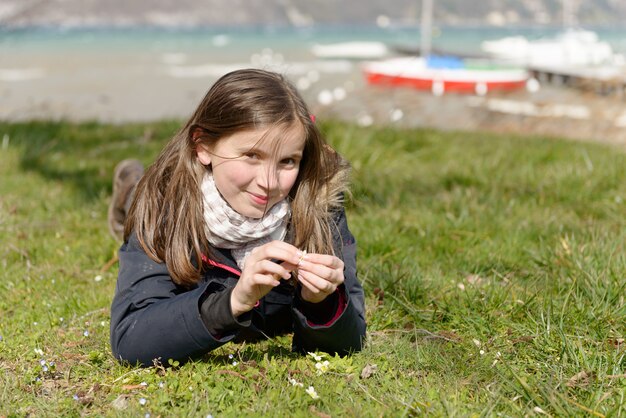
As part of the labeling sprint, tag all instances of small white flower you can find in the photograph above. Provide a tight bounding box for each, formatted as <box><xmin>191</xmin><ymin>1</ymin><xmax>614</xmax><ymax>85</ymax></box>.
<box><xmin>305</xmin><ymin>386</ymin><xmax>319</xmax><ymax>399</ymax></box>
<box><xmin>472</xmin><ymin>339</ymin><xmax>481</xmax><ymax>347</ymax></box>
<box><xmin>288</xmin><ymin>377</ymin><xmax>303</xmax><ymax>387</ymax></box>
<box><xmin>59</xmin><ymin>317</ymin><xmax>64</xmax><ymax>322</ymax></box>
<box><xmin>140</xmin><ymin>382</ymin><xmax>148</xmax><ymax>387</ymax></box>
<box><xmin>315</xmin><ymin>360</ymin><xmax>330</xmax><ymax>374</ymax></box>
<box><xmin>83</xmin><ymin>330</ymin><xmax>89</xmax><ymax>337</ymax></box>
<box><xmin>228</xmin><ymin>354</ymin><xmax>234</xmax><ymax>359</ymax></box>
<box><xmin>34</xmin><ymin>348</ymin><xmax>44</xmax><ymax>356</ymax></box>
<box><xmin>308</xmin><ymin>352</ymin><xmax>323</xmax><ymax>362</ymax></box>
<box><xmin>232</xmin><ymin>361</ymin><xmax>238</xmax><ymax>366</ymax></box>
<box><xmin>139</xmin><ymin>397</ymin><xmax>147</xmax><ymax>406</ymax></box>
<box><xmin>457</xmin><ymin>283</ymin><xmax>465</xmax><ymax>291</ymax></box>
<box><xmin>94</xmin><ymin>275</ymin><xmax>103</xmax><ymax>282</ymax></box>
<box><xmin>40</xmin><ymin>359</ymin><xmax>47</xmax><ymax>366</ymax></box>
<box><xmin>159</xmin><ymin>382</ymin><xmax>165</xmax><ymax>388</ymax></box>
<box><xmin>33</xmin><ymin>322</ymin><xmax>38</xmax><ymax>326</ymax></box>
<box><xmin>479</xmin><ymin>350</ymin><xmax>485</xmax><ymax>355</ymax></box>
<box><xmin>100</xmin><ymin>321</ymin><xmax>106</xmax><ymax>327</ymax></box>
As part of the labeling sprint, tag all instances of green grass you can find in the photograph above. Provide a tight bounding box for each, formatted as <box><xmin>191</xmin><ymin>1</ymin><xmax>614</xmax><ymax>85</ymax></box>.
<box><xmin>1</xmin><ymin>119</ymin><xmax>626</xmax><ymax>416</ymax></box>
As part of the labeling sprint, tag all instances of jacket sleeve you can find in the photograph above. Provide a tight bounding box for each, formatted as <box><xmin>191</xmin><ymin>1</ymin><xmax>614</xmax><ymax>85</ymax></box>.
<box><xmin>291</xmin><ymin>207</ymin><xmax>366</xmax><ymax>355</ymax></box>
<box><xmin>109</xmin><ymin>234</ymin><xmax>239</xmax><ymax>366</ymax></box>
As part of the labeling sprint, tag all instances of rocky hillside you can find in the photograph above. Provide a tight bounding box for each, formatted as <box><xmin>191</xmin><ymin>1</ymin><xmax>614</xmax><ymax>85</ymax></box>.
<box><xmin>0</xmin><ymin>0</ymin><xmax>624</xmax><ymax>28</ymax></box>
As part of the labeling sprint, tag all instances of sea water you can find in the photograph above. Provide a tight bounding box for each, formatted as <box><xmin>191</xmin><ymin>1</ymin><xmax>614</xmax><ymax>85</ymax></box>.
<box><xmin>2</xmin><ymin>24</ymin><xmax>625</xmax><ymax>58</ymax></box>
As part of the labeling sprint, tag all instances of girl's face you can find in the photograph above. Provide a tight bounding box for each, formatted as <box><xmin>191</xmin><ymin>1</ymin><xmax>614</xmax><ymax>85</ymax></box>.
<box><xmin>197</xmin><ymin>124</ymin><xmax>306</xmax><ymax>219</ymax></box>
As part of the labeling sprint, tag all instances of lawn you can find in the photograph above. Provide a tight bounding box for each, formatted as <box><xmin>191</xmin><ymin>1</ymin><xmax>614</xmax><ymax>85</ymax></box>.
<box><xmin>1</xmin><ymin>120</ymin><xmax>626</xmax><ymax>416</ymax></box>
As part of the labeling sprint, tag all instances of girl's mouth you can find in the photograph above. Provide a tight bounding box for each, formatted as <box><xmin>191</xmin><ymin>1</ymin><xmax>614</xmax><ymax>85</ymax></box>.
<box><xmin>249</xmin><ymin>192</ymin><xmax>269</xmax><ymax>205</ymax></box>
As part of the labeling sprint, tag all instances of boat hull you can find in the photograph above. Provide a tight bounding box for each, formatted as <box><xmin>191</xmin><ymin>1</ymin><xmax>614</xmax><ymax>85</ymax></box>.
<box><xmin>362</xmin><ymin>58</ymin><xmax>529</xmax><ymax>95</ymax></box>
<box><xmin>364</xmin><ymin>71</ymin><xmax>528</xmax><ymax>93</ymax></box>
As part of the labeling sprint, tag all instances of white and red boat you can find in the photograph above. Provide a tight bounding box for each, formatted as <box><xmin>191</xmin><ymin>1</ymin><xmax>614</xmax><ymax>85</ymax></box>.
<box><xmin>362</xmin><ymin>0</ymin><xmax>529</xmax><ymax>96</ymax></box>
<box><xmin>363</xmin><ymin>56</ymin><xmax>530</xmax><ymax>96</ymax></box>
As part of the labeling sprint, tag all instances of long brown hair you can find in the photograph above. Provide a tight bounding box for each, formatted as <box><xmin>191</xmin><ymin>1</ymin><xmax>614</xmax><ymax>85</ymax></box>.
<box><xmin>125</xmin><ymin>69</ymin><xmax>349</xmax><ymax>287</ymax></box>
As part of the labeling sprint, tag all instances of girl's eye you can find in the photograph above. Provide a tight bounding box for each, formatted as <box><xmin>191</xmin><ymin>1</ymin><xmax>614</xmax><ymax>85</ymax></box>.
<box><xmin>245</xmin><ymin>152</ymin><xmax>260</xmax><ymax>160</ymax></box>
<box><xmin>281</xmin><ymin>158</ymin><xmax>298</xmax><ymax>167</ymax></box>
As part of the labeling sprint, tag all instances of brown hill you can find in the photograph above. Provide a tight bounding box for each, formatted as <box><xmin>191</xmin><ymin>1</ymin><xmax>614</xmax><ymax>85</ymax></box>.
<box><xmin>0</xmin><ymin>0</ymin><xmax>623</xmax><ymax>28</ymax></box>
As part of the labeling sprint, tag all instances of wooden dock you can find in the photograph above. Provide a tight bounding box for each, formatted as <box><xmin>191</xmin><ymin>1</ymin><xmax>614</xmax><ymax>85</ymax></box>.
<box><xmin>528</xmin><ymin>65</ymin><xmax>626</xmax><ymax>97</ymax></box>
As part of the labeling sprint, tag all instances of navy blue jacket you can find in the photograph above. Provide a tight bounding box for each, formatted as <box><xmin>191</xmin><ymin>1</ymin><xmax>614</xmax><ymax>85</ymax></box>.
<box><xmin>110</xmin><ymin>208</ymin><xmax>366</xmax><ymax>366</ymax></box>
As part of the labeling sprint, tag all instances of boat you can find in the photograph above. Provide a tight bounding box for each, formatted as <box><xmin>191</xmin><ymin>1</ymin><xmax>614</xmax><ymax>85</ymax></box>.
<box><xmin>361</xmin><ymin>0</ymin><xmax>529</xmax><ymax>95</ymax></box>
<box><xmin>363</xmin><ymin>56</ymin><xmax>530</xmax><ymax>96</ymax></box>
<box><xmin>310</xmin><ymin>41</ymin><xmax>389</xmax><ymax>60</ymax></box>
<box><xmin>481</xmin><ymin>28</ymin><xmax>619</xmax><ymax>67</ymax></box>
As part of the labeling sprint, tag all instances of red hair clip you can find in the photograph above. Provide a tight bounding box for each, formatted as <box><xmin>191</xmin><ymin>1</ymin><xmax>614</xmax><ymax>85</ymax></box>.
<box><xmin>309</xmin><ymin>114</ymin><xmax>316</xmax><ymax>123</ymax></box>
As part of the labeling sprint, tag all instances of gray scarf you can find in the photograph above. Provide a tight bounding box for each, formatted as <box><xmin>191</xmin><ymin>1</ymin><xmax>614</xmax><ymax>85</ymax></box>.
<box><xmin>201</xmin><ymin>171</ymin><xmax>290</xmax><ymax>269</ymax></box>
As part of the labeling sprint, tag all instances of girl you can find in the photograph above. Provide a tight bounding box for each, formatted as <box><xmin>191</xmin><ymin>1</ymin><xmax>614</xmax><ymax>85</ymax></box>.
<box><xmin>109</xmin><ymin>69</ymin><xmax>366</xmax><ymax>366</ymax></box>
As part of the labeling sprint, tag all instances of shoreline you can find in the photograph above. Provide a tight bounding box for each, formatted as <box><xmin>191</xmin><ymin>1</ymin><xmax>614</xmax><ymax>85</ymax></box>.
<box><xmin>1</xmin><ymin>48</ymin><xmax>625</xmax><ymax>145</ymax></box>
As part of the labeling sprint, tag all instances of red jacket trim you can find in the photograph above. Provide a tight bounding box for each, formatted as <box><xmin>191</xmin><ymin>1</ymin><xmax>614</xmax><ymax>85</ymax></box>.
<box><xmin>306</xmin><ymin>289</ymin><xmax>347</xmax><ymax>327</ymax></box>
<box><xmin>201</xmin><ymin>254</ymin><xmax>241</xmax><ymax>277</ymax></box>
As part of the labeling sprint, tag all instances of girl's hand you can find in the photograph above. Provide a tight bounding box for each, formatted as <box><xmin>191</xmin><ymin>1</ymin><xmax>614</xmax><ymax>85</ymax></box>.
<box><xmin>230</xmin><ymin>241</ymin><xmax>301</xmax><ymax>317</ymax></box>
<box><xmin>296</xmin><ymin>253</ymin><xmax>345</xmax><ymax>304</ymax></box>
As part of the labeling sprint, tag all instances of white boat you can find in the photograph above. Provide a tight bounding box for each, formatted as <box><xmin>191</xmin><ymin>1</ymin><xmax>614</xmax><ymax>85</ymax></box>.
<box><xmin>481</xmin><ymin>28</ymin><xmax>619</xmax><ymax>67</ymax></box>
<box><xmin>310</xmin><ymin>41</ymin><xmax>389</xmax><ymax>60</ymax></box>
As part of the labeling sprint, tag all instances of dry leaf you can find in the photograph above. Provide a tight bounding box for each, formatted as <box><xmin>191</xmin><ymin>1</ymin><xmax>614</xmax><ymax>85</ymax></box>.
<box><xmin>360</xmin><ymin>364</ymin><xmax>378</xmax><ymax>379</ymax></box>
<box><xmin>598</xmin><ymin>392</ymin><xmax>612</xmax><ymax>403</ymax></box>
<box><xmin>566</xmin><ymin>370</ymin><xmax>594</xmax><ymax>388</ymax></box>
<box><xmin>465</xmin><ymin>274</ymin><xmax>484</xmax><ymax>285</ymax></box>
<box><xmin>309</xmin><ymin>405</ymin><xmax>331</xmax><ymax>418</ymax></box>
<box><xmin>373</xmin><ymin>288</ymin><xmax>384</xmax><ymax>305</ymax></box>
<box><xmin>112</xmin><ymin>394</ymin><xmax>130</xmax><ymax>410</ymax></box>
<box><xmin>121</xmin><ymin>384</ymin><xmax>146</xmax><ymax>391</ymax></box>
<box><xmin>73</xmin><ymin>393</ymin><xmax>94</xmax><ymax>406</ymax></box>
<box><xmin>511</xmin><ymin>336</ymin><xmax>535</xmax><ymax>345</ymax></box>
<box><xmin>216</xmin><ymin>369</ymin><xmax>248</xmax><ymax>380</ymax></box>
<box><xmin>436</xmin><ymin>330</ymin><xmax>463</xmax><ymax>342</ymax></box>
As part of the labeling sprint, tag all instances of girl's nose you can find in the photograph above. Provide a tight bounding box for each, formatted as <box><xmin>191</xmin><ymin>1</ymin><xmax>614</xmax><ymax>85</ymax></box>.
<box><xmin>257</xmin><ymin>165</ymin><xmax>279</xmax><ymax>191</ymax></box>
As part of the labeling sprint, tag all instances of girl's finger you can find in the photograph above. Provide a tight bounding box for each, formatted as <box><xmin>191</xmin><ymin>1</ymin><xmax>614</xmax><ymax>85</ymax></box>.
<box><xmin>281</xmin><ymin>261</ymin><xmax>298</xmax><ymax>271</ymax></box>
<box><xmin>296</xmin><ymin>272</ymin><xmax>326</xmax><ymax>296</ymax></box>
<box><xmin>298</xmin><ymin>269</ymin><xmax>338</xmax><ymax>294</ymax></box>
<box><xmin>253</xmin><ymin>259</ymin><xmax>292</xmax><ymax>280</ymax></box>
<box><xmin>300</xmin><ymin>253</ymin><xmax>343</xmax><ymax>269</ymax></box>
<box><xmin>248</xmin><ymin>241</ymin><xmax>302</xmax><ymax>266</ymax></box>
<box><xmin>251</xmin><ymin>273</ymin><xmax>281</xmax><ymax>288</ymax></box>
<box><xmin>297</xmin><ymin>260</ymin><xmax>337</xmax><ymax>282</ymax></box>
